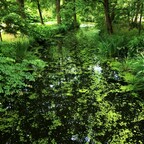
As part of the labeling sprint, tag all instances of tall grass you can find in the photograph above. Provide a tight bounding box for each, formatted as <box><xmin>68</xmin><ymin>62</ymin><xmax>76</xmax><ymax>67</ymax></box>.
<box><xmin>0</xmin><ymin>36</ymin><xmax>36</xmax><ymax>62</ymax></box>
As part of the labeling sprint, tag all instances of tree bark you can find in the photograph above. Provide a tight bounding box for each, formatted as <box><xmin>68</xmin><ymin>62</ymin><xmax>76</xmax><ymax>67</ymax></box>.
<box><xmin>73</xmin><ymin>0</ymin><xmax>77</xmax><ymax>28</ymax></box>
<box><xmin>138</xmin><ymin>2</ymin><xmax>143</xmax><ymax>35</ymax></box>
<box><xmin>56</xmin><ymin>0</ymin><xmax>61</xmax><ymax>24</ymax></box>
<box><xmin>36</xmin><ymin>0</ymin><xmax>44</xmax><ymax>24</ymax></box>
<box><xmin>103</xmin><ymin>0</ymin><xmax>113</xmax><ymax>34</ymax></box>
<box><xmin>0</xmin><ymin>31</ymin><xmax>2</xmax><ymax>41</ymax></box>
<box><xmin>134</xmin><ymin>0</ymin><xmax>141</xmax><ymax>23</ymax></box>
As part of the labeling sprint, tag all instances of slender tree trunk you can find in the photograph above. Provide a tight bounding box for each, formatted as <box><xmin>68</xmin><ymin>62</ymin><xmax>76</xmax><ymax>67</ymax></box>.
<box><xmin>0</xmin><ymin>31</ymin><xmax>2</xmax><ymax>41</ymax></box>
<box><xmin>73</xmin><ymin>0</ymin><xmax>77</xmax><ymax>28</ymax></box>
<box><xmin>103</xmin><ymin>0</ymin><xmax>113</xmax><ymax>34</ymax></box>
<box><xmin>127</xmin><ymin>9</ymin><xmax>131</xmax><ymax>26</ymax></box>
<box><xmin>134</xmin><ymin>0</ymin><xmax>141</xmax><ymax>23</ymax></box>
<box><xmin>16</xmin><ymin>0</ymin><xmax>25</xmax><ymax>18</ymax></box>
<box><xmin>56</xmin><ymin>0</ymin><xmax>61</xmax><ymax>24</ymax></box>
<box><xmin>138</xmin><ymin>2</ymin><xmax>143</xmax><ymax>35</ymax></box>
<box><xmin>36</xmin><ymin>0</ymin><xmax>44</xmax><ymax>24</ymax></box>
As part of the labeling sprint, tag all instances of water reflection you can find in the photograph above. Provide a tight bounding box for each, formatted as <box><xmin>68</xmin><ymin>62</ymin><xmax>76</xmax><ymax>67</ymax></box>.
<box><xmin>2</xmin><ymin>27</ymin><xmax>144</xmax><ymax>143</ymax></box>
<box><xmin>3</xmin><ymin>28</ymin><xmax>128</xmax><ymax>143</ymax></box>
<box><xmin>33</xmin><ymin>28</ymin><xmax>102</xmax><ymax>142</ymax></box>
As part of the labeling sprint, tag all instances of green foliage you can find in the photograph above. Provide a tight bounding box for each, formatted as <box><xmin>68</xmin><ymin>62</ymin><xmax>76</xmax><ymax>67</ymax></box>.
<box><xmin>25</xmin><ymin>6</ymin><xmax>40</xmax><ymax>23</ymax></box>
<box><xmin>128</xmin><ymin>34</ymin><xmax>144</xmax><ymax>57</ymax></box>
<box><xmin>61</xmin><ymin>2</ymin><xmax>75</xmax><ymax>26</ymax></box>
<box><xmin>98</xmin><ymin>34</ymin><xmax>129</xmax><ymax>59</ymax></box>
<box><xmin>0</xmin><ymin>1</ymin><xmax>29</xmax><ymax>35</ymax></box>
<box><xmin>0</xmin><ymin>56</ymin><xmax>44</xmax><ymax>95</ymax></box>
<box><xmin>0</xmin><ymin>38</ymin><xmax>46</xmax><ymax>143</ymax></box>
<box><xmin>60</xmin><ymin>1</ymin><xmax>80</xmax><ymax>29</ymax></box>
<box><xmin>0</xmin><ymin>38</ymin><xmax>46</xmax><ymax>95</ymax></box>
<box><xmin>0</xmin><ymin>38</ymin><xmax>45</xmax><ymax>94</ymax></box>
<box><xmin>110</xmin><ymin>55</ymin><xmax>144</xmax><ymax>93</ymax></box>
<box><xmin>97</xmin><ymin>32</ymin><xmax>144</xmax><ymax>60</ymax></box>
<box><xmin>0</xmin><ymin>0</ymin><xmax>144</xmax><ymax>143</ymax></box>
<box><xmin>2</xmin><ymin>13</ymin><xmax>21</xmax><ymax>34</ymax></box>
<box><xmin>0</xmin><ymin>37</ymin><xmax>36</xmax><ymax>61</ymax></box>
<box><xmin>29</xmin><ymin>24</ymin><xmax>68</xmax><ymax>42</ymax></box>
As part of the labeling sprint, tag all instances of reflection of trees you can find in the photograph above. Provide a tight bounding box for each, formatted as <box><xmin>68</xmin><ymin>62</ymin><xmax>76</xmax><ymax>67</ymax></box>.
<box><xmin>1</xmin><ymin>29</ymin><xmax>144</xmax><ymax>143</ymax></box>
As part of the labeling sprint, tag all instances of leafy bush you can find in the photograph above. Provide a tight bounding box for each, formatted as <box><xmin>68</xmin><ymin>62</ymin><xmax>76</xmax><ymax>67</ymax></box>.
<box><xmin>109</xmin><ymin>54</ymin><xmax>144</xmax><ymax>93</ymax></box>
<box><xmin>2</xmin><ymin>13</ymin><xmax>28</xmax><ymax>35</ymax></box>
<box><xmin>28</xmin><ymin>24</ymin><xmax>68</xmax><ymax>43</ymax></box>
<box><xmin>0</xmin><ymin>56</ymin><xmax>45</xmax><ymax>95</ymax></box>
<box><xmin>0</xmin><ymin>38</ymin><xmax>46</xmax><ymax>94</ymax></box>
<box><xmin>128</xmin><ymin>35</ymin><xmax>144</xmax><ymax>57</ymax></box>
<box><xmin>98</xmin><ymin>34</ymin><xmax>129</xmax><ymax>59</ymax></box>
<box><xmin>98</xmin><ymin>32</ymin><xmax>144</xmax><ymax>60</ymax></box>
<box><xmin>0</xmin><ymin>35</ymin><xmax>46</xmax><ymax>143</ymax></box>
<box><xmin>0</xmin><ymin>37</ymin><xmax>36</xmax><ymax>61</ymax></box>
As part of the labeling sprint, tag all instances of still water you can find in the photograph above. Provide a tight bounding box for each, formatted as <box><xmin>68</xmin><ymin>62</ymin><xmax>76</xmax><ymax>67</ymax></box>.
<box><xmin>2</xmin><ymin>26</ymin><xmax>144</xmax><ymax>144</ymax></box>
<box><xmin>32</xmin><ymin>28</ymin><xmax>106</xmax><ymax>143</ymax></box>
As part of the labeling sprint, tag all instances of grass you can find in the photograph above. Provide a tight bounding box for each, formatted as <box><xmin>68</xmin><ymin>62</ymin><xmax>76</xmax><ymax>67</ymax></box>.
<box><xmin>1</xmin><ymin>21</ymin><xmax>61</xmax><ymax>42</ymax></box>
<box><xmin>1</xmin><ymin>33</ymin><xmax>16</xmax><ymax>42</ymax></box>
<box><xmin>1</xmin><ymin>32</ymin><xmax>30</xmax><ymax>42</ymax></box>
<box><xmin>0</xmin><ymin>35</ymin><xmax>37</xmax><ymax>62</ymax></box>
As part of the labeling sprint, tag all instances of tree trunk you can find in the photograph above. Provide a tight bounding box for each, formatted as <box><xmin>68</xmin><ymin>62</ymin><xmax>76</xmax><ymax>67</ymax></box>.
<box><xmin>73</xmin><ymin>0</ymin><xmax>77</xmax><ymax>28</ymax></box>
<box><xmin>138</xmin><ymin>2</ymin><xmax>143</xmax><ymax>35</ymax></box>
<box><xmin>127</xmin><ymin>9</ymin><xmax>131</xmax><ymax>26</ymax></box>
<box><xmin>0</xmin><ymin>31</ymin><xmax>2</xmax><ymax>41</ymax></box>
<box><xmin>16</xmin><ymin>0</ymin><xmax>25</xmax><ymax>18</ymax></box>
<box><xmin>103</xmin><ymin>0</ymin><xmax>113</xmax><ymax>34</ymax></box>
<box><xmin>134</xmin><ymin>0</ymin><xmax>141</xmax><ymax>23</ymax></box>
<box><xmin>36</xmin><ymin>0</ymin><xmax>44</xmax><ymax>25</ymax></box>
<box><xmin>56</xmin><ymin>0</ymin><xmax>61</xmax><ymax>24</ymax></box>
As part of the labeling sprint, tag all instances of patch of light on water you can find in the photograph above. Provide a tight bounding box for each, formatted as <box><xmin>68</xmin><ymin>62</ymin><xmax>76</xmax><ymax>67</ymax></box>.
<box><xmin>71</xmin><ymin>135</ymin><xmax>91</xmax><ymax>143</ymax></box>
<box><xmin>71</xmin><ymin>135</ymin><xmax>78</xmax><ymax>141</ymax></box>
<box><xmin>50</xmin><ymin>84</ymin><xmax>54</xmax><ymax>88</ymax></box>
<box><xmin>90</xmin><ymin>65</ymin><xmax>102</xmax><ymax>73</ymax></box>
<box><xmin>93</xmin><ymin>65</ymin><xmax>102</xmax><ymax>73</ymax></box>
<box><xmin>88</xmin><ymin>65</ymin><xmax>102</xmax><ymax>73</ymax></box>
<box><xmin>85</xmin><ymin>136</ymin><xmax>90</xmax><ymax>142</ymax></box>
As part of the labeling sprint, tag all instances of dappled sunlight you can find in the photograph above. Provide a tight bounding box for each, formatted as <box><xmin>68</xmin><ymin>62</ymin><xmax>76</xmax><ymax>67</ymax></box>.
<box><xmin>1</xmin><ymin>33</ymin><xmax>29</xmax><ymax>42</ymax></box>
<box><xmin>2</xmin><ymin>33</ymin><xmax>16</xmax><ymax>41</ymax></box>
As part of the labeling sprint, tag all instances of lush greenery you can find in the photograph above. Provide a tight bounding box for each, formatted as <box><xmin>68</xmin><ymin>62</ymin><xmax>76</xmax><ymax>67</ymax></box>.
<box><xmin>0</xmin><ymin>0</ymin><xmax>144</xmax><ymax>144</ymax></box>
